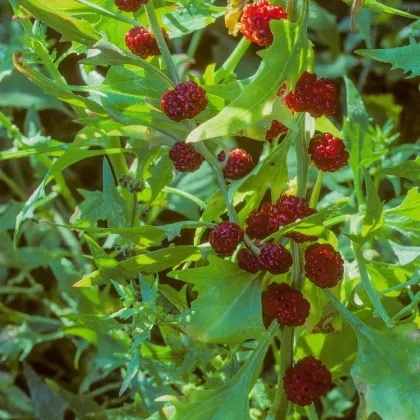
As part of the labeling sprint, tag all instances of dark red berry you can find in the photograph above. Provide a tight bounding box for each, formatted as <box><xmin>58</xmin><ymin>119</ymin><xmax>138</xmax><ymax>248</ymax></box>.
<box><xmin>245</xmin><ymin>202</ymin><xmax>276</xmax><ymax>240</ymax></box>
<box><xmin>217</xmin><ymin>151</ymin><xmax>226</xmax><ymax>162</ymax></box>
<box><xmin>308</xmin><ymin>133</ymin><xmax>349</xmax><ymax>172</ymax></box>
<box><xmin>125</xmin><ymin>26</ymin><xmax>169</xmax><ymax>59</ymax></box>
<box><xmin>240</xmin><ymin>0</ymin><xmax>288</xmax><ymax>47</ymax></box>
<box><xmin>169</xmin><ymin>142</ymin><xmax>204</xmax><ymax>173</ymax></box>
<box><xmin>269</xmin><ymin>195</ymin><xmax>318</xmax><ymax>243</ymax></box>
<box><xmin>238</xmin><ymin>248</ymin><xmax>261</xmax><ymax>273</ymax></box>
<box><xmin>115</xmin><ymin>0</ymin><xmax>146</xmax><ymax>13</ymax></box>
<box><xmin>209</xmin><ymin>221</ymin><xmax>244</xmax><ymax>257</ymax></box>
<box><xmin>266</xmin><ymin>120</ymin><xmax>288</xmax><ymax>141</ymax></box>
<box><xmin>258</xmin><ymin>243</ymin><xmax>293</xmax><ymax>275</ymax></box>
<box><xmin>262</xmin><ymin>283</ymin><xmax>310</xmax><ymax>327</ymax></box>
<box><xmin>160</xmin><ymin>81</ymin><xmax>208</xmax><ymax>122</ymax></box>
<box><xmin>284</xmin><ymin>71</ymin><xmax>337</xmax><ymax>118</ymax></box>
<box><xmin>219</xmin><ymin>149</ymin><xmax>254</xmax><ymax>180</ymax></box>
<box><xmin>304</xmin><ymin>243</ymin><xmax>344</xmax><ymax>288</ymax></box>
<box><xmin>283</xmin><ymin>356</ymin><xmax>332</xmax><ymax>406</ymax></box>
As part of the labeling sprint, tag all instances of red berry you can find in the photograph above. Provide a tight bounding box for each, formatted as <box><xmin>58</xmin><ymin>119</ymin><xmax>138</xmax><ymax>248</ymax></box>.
<box><xmin>125</xmin><ymin>27</ymin><xmax>169</xmax><ymax>59</ymax></box>
<box><xmin>160</xmin><ymin>81</ymin><xmax>208</xmax><ymax>122</ymax></box>
<box><xmin>262</xmin><ymin>283</ymin><xmax>310</xmax><ymax>327</ymax></box>
<box><xmin>238</xmin><ymin>248</ymin><xmax>261</xmax><ymax>273</ymax></box>
<box><xmin>209</xmin><ymin>222</ymin><xmax>244</xmax><ymax>257</ymax></box>
<box><xmin>258</xmin><ymin>243</ymin><xmax>293</xmax><ymax>275</ymax></box>
<box><xmin>269</xmin><ymin>195</ymin><xmax>318</xmax><ymax>243</ymax></box>
<box><xmin>283</xmin><ymin>356</ymin><xmax>332</xmax><ymax>406</ymax></box>
<box><xmin>240</xmin><ymin>0</ymin><xmax>288</xmax><ymax>47</ymax></box>
<box><xmin>245</xmin><ymin>202</ymin><xmax>276</xmax><ymax>240</ymax></box>
<box><xmin>308</xmin><ymin>133</ymin><xmax>349</xmax><ymax>172</ymax></box>
<box><xmin>266</xmin><ymin>120</ymin><xmax>288</xmax><ymax>141</ymax></box>
<box><xmin>285</xmin><ymin>71</ymin><xmax>337</xmax><ymax>118</ymax></box>
<box><xmin>217</xmin><ymin>151</ymin><xmax>226</xmax><ymax>162</ymax></box>
<box><xmin>304</xmin><ymin>243</ymin><xmax>344</xmax><ymax>288</ymax></box>
<box><xmin>115</xmin><ymin>0</ymin><xmax>146</xmax><ymax>13</ymax></box>
<box><xmin>219</xmin><ymin>149</ymin><xmax>254</xmax><ymax>180</ymax></box>
<box><xmin>169</xmin><ymin>142</ymin><xmax>204</xmax><ymax>173</ymax></box>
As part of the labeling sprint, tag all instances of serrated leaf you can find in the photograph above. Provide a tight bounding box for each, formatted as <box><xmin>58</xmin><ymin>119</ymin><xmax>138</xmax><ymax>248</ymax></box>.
<box><xmin>351</xmin><ymin>323</ymin><xmax>420</xmax><ymax>419</ymax></box>
<box><xmin>163</xmin><ymin>0</ymin><xmax>225</xmax><ymax>38</ymax></box>
<box><xmin>162</xmin><ymin>323</ymin><xmax>278</xmax><ymax>420</ymax></box>
<box><xmin>74</xmin><ymin>246</ymin><xmax>202</xmax><ymax>287</ymax></box>
<box><xmin>186</xmin><ymin>2</ymin><xmax>311</xmax><ymax>142</ymax></box>
<box><xmin>168</xmin><ymin>255</ymin><xmax>267</xmax><ymax>344</ymax></box>
<box><xmin>356</xmin><ymin>37</ymin><xmax>420</xmax><ymax>78</ymax></box>
<box><xmin>15</xmin><ymin>0</ymin><xmax>100</xmax><ymax>45</ymax></box>
<box><xmin>382</xmin><ymin>156</ymin><xmax>420</xmax><ymax>181</ymax></box>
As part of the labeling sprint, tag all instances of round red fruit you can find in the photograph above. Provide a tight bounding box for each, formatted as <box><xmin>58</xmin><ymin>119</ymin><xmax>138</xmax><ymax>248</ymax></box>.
<box><xmin>283</xmin><ymin>356</ymin><xmax>332</xmax><ymax>406</ymax></box>
<box><xmin>304</xmin><ymin>243</ymin><xmax>344</xmax><ymax>288</ymax></box>
<box><xmin>238</xmin><ymin>248</ymin><xmax>261</xmax><ymax>273</ymax></box>
<box><xmin>266</xmin><ymin>120</ymin><xmax>288</xmax><ymax>141</ymax></box>
<box><xmin>209</xmin><ymin>221</ymin><xmax>244</xmax><ymax>257</ymax></box>
<box><xmin>169</xmin><ymin>142</ymin><xmax>204</xmax><ymax>173</ymax></box>
<box><xmin>245</xmin><ymin>202</ymin><xmax>275</xmax><ymax>240</ymax></box>
<box><xmin>220</xmin><ymin>149</ymin><xmax>254</xmax><ymax>180</ymax></box>
<box><xmin>262</xmin><ymin>282</ymin><xmax>310</xmax><ymax>327</ymax></box>
<box><xmin>160</xmin><ymin>81</ymin><xmax>208</xmax><ymax>122</ymax></box>
<box><xmin>258</xmin><ymin>243</ymin><xmax>293</xmax><ymax>275</ymax></box>
<box><xmin>240</xmin><ymin>0</ymin><xmax>288</xmax><ymax>47</ymax></box>
<box><xmin>115</xmin><ymin>0</ymin><xmax>147</xmax><ymax>13</ymax></box>
<box><xmin>125</xmin><ymin>27</ymin><xmax>169</xmax><ymax>59</ymax></box>
<box><xmin>308</xmin><ymin>133</ymin><xmax>349</xmax><ymax>172</ymax></box>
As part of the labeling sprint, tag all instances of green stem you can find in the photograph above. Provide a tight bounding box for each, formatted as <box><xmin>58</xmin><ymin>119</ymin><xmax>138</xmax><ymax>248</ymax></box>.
<box><xmin>145</xmin><ymin>0</ymin><xmax>181</xmax><ymax>85</ymax></box>
<box><xmin>355</xmin><ymin>251</ymin><xmax>392</xmax><ymax>328</ymax></box>
<box><xmin>309</xmin><ymin>170</ymin><xmax>323</xmax><ymax>208</ymax></box>
<box><xmin>295</xmin><ymin>115</ymin><xmax>309</xmax><ymax>198</ymax></box>
<box><xmin>286</xmin><ymin>0</ymin><xmax>298</xmax><ymax>22</ymax></box>
<box><xmin>391</xmin><ymin>292</ymin><xmax>420</xmax><ymax>322</ymax></box>
<box><xmin>214</xmin><ymin>37</ymin><xmax>251</xmax><ymax>83</ymax></box>
<box><xmin>307</xmin><ymin>403</ymin><xmax>319</xmax><ymax>420</ymax></box>
<box><xmin>268</xmin><ymin>327</ymin><xmax>292</xmax><ymax>420</ymax></box>
<box><xmin>187</xmin><ymin>29</ymin><xmax>204</xmax><ymax>58</ymax></box>
<box><xmin>163</xmin><ymin>186</ymin><xmax>207</xmax><ymax>209</ymax></box>
<box><xmin>324</xmin><ymin>214</ymin><xmax>352</xmax><ymax>227</ymax></box>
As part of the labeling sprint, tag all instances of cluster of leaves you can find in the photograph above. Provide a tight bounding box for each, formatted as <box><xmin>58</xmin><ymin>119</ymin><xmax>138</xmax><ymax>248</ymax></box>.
<box><xmin>0</xmin><ymin>0</ymin><xmax>419</xmax><ymax>419</ymax></box>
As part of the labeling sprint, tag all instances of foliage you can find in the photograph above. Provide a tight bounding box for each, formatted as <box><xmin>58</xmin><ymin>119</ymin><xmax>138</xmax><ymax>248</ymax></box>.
<box><xmin>0</xmin><ymin>0</ymin><xmax>419</xmax><ymax>419</ymax></box>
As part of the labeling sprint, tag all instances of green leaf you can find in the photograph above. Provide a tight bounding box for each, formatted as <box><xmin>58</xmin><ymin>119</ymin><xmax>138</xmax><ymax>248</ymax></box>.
<box><xmin>162</xmin><ymin>0</ymin><xmax>225</xmax><ymax>38</ymax></box>
<box><xmin>315</xmin><ymin>116</ymin><xmax>344</xmax><ymax>140</ymax></box>
<box><xmin>382</xmin><ymin>156</ymin><xmax>420</xmax><ymax>181</ymax></box>
<box><xmin>355</xmin><ymin>37</ymin><xmax>420</xmax><ymax>79</ymax></box>
<box><xmin>13</xmin><ymin>52</ymin><xmax>105</xmax><ymax>115</ymax></box>
<box><xmin>101</xmin><ymin>159</ymin><xmax>128</xmax><ymax>228</ymax></box>
<box><xmin>23</xmin><ymin>362</ymin><xmax>67</xmax><ymax>420</ymax></box>
<box><xmin>168</xmin><ymin>255</ymin><xmax>267</xmax><ymax>344</ymax></box>
<box><xmin>15</xmin><ymin>0</ymin><xmax>100</xmax><ymax>45</ymax></box>
<box><xmin>186</xmin><ymin>2</ymin><xmax>311</xmax><ymax>142</ymax></box>
<box><xmin>120</xmin><ymin>349</ymin><xmax>141</xmax><ymax>395</ymax></box>
<box><xmin>351</xmin><ymin>323</ymin><xmax>420</xmax><ymax>419</ymax></box>
<box><xmin>162</xmin><ymin>323</ymin><xmax>278</xmax><ymax>419</ymax></box>
<box><xmin>343</xmin><ymin>76</ymin><xmax>373</xmax><ymax>204</ymax></box>
<box><xmin>361</xmin><ymin>173</ymin><xmax>384</xmax><ymax>239</ymax></box>
<box><xmin>74</xmin><ymin>246</ymin><xmax>203</xmax><ymax>287</ymax></box>
<box><xmin>341</xmin><ymin>0</ymin><xmax>419</xmax><ymax>19</ymax></box>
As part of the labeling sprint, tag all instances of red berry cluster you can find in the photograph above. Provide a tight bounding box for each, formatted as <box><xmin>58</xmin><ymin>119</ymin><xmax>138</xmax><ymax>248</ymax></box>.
<box><xmin>161</xmin><ymin>81</ymin><xmax>208</xmax><ymax>121</ymax></box>
<box><xmin>125</xmin><ymin>27</ymin><xmax>169</xmax><ymax>59</ymax></box>
<box><xmin>246</xmin><ymin>195</ymin><xmax>317</xmax><ymax>243</ymax></box>
<box><xmin>169</xmin><ymin>142</ymin><xmax>204</xmax><ymax>173</ymax></box>
<box><xmin>284</xmin><ymin>356</ymin><xmax>332</xmax><ymax>406</ymax></box>
<box><xmin>209</xmin><ymin>221</ymin><xmax>244</xmax><ymax>257</ymax></box>
<box><xmin>262</xmin><ymin>282</ymin><xmax>310</xmax><ymax>327</ymax></box>
<box><xmin>240</xmin><ymin>0</ymin><xmax>288</xmax><ymax>47</ymax></box>
<box><xmin>218</xmin><ymin>149</ymin><xmax>254</xmax><ymax>180</ymax></box>
<box><xmin>114</xmin><ymin>0</ymin><xmax>147</xmax><ymax>13</ymax></box>
<box><xmin>308</xmin><ymin>133</ymin><xmax>349</xmax><ymax>172</ymax></box>
<box><xmin>305</xmin><ymin>243</ymin><xmax>344</xmax><ymax>288</ymax></box>
<box><xmin>266</xmin><ymin>120</ymin><xmax>288</xmax><ymax>141</ymax></box>
<box><xmin>284</xmin><ymin>71</ymin><xmax>337</xmax><ymax>118</ymax></box>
